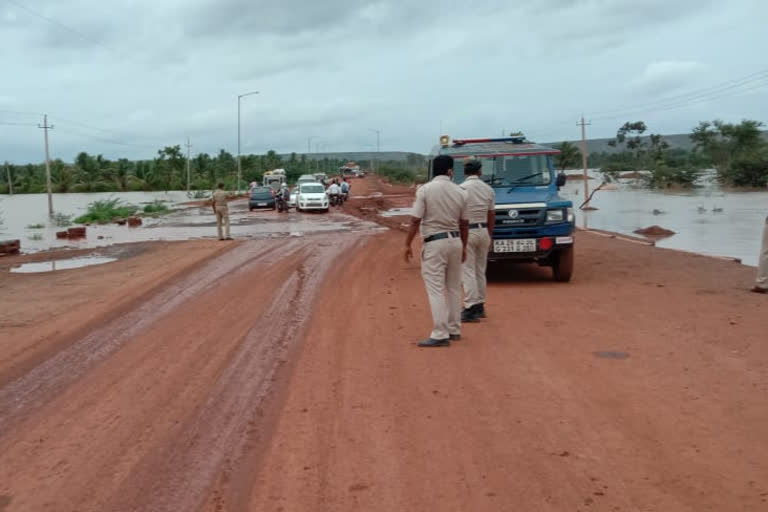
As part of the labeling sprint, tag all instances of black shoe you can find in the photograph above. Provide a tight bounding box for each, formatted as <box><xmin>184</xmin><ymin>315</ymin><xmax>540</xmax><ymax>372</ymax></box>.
<box><xmin>473</xmin><ymin>303</ymin><xmax>486</xmax><ymax>318</ymax></box>
<box><xmin>461</xmin><ymin>308</ymin><xmax>480</xmax><ymax>323</ymax></box>
<box><xmin>418</xmin><ymin>338</ymin><xmax>450</xmax><ymax>347</ymax></box>
<box><xmin>752</xmin><ymin>286</ymin><xmax>768</xmax><ymax>294</ymax></box>
<box><xmin>449</xmin><ymin>334</ymin><xmax>461</xmax><ymax>341</ymax></box>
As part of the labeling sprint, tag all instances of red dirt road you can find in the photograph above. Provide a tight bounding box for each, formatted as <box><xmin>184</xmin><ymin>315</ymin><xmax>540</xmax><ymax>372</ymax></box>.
<box><xmin>0</xmin><ymin>177</ymin><xmax>766</xmax><ymax>511</ymax></box>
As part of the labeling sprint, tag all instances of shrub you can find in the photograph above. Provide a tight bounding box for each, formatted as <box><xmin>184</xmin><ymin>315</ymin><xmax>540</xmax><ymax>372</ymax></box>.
<box><xmin>74</xmin><ymin>198</ymin><xmax>137</xmax><ymax>224</ymax></box>
<box><xmin>143</xmin><ymin>200</ymin><xmax>170</xmax><ymax>214</ymax></box>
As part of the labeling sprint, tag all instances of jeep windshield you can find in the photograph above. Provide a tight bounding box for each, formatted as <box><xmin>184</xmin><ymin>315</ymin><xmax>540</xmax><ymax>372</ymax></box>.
<box><xmin>461</xmin><ymin>154</ymin><xmax>552</xmax><ymax>187</ymax></box>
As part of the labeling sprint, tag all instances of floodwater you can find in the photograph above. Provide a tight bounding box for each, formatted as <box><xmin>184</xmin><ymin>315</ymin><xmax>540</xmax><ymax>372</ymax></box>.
<box><xmin>10</xmin><ymin>256</ymin><xmax>117</xmax><ymax>273</ymax></box>
<box><xmin>0</xmin><ymin>191</ymin><xmax>383</xmax><ymax>254</ymax></box>
<box><xmin>560</xmin><ymin>172</ymin><xmax>767</xmax><ymax>266</ymax></box>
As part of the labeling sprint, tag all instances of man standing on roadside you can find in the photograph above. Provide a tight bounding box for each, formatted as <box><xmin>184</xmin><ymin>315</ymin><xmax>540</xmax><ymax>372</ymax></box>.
<box><xmin>752</xmin><ymin>214</ymin><xmax>768</xmax><ymax>293</ymax></box>
<box><xmin>459</xmin><ymin>157</ymin><xmax>496</xmax><ymax>322</ymax></box>
<box><xmin>405</xmin><ymin>155</ymin><xmax>469</xmax><ymax>347</ymax></box>
<box><xmin>211</xmin><ymin>183</ymin><xmax>232</xmax><ymax>241</ymax></box>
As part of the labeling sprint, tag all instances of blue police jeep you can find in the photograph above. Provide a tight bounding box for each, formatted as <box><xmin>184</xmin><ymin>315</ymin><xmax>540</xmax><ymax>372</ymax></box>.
<box><xmin>429</xmin><ymin>135</ymin><xmax>575</xmax><ymax>282</ymax></box>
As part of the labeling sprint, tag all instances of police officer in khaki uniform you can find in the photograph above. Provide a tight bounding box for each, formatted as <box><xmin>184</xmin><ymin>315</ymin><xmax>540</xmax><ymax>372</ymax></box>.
<box><xmin>752</xmin><ymin>214</ymin><xmax>768</xmax><ymax>293</ymax></box>
<box><xmin>459</xmin><ymin>157</ymin><xmax>496</xmax><ymax>321</ymax></box>
<box><xmin>211</xmin><ymin>183</ymin><xmax>232</xmax><ymax>240</ymax></box>
<box><xmin>405</xmin><ymin>155</ymin><xmax>469</xmax><ymax>347</ymax></box>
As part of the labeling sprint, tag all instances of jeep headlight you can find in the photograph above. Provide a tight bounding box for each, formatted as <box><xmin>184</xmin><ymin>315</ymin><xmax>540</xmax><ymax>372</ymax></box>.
<box><xmin>546</xmin><ymin>209</ymin><xmax>564</xmax><ymax>222</ymax></box>
<box><xmin>567</xmin><ymin>207</ymin><xmax>574</xmax><ymax>223</ymax></box>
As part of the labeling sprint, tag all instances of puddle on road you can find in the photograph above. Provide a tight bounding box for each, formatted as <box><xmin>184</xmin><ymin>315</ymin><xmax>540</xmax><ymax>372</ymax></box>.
<box><xmin>592</xmin><ymin>351</ymin><xmax>630</xmax><ymax>360</ymax></box>
<box><xmin>5</xmin><ymin>200</ymin><xmax>385</xmax><ymax>255</ymax></box>
<box><xmin>381</xmin><ymin>207</ymin><xmax>414</xmax><ymax>217</ymax></box>
<box><xmin>10</xmin><ymin>256</ymin><xmax>117</xmax><ymax>273</ymax></box>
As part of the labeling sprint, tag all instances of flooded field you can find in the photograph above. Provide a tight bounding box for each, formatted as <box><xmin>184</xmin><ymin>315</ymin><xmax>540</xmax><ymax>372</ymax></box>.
<box><xmin>560</xmin><ymin>175</ymin><xmax>767</xmax><ymax>266</ymax></box>
<box><xmin>0</xmin><ymin>191</ymin><xmax>382</xmax><ymax>254</ymax></box>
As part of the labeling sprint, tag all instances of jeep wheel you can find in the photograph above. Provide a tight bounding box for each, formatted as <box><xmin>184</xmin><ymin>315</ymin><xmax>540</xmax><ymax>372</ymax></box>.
<box><xmin>552</xmin><ymin>246</ymin><xmax>574</xmax><ymax>282</ymax></box>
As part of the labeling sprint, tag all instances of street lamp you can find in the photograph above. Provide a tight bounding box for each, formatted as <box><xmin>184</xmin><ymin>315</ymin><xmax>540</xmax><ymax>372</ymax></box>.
<box><xmin>306</xmin><ymin>135</ymin><xmax>318</xmax><ymax>174</ymax></box>
<box><xmin>368</xmin><ymin>129</ymin><xmax>380</xmax><ymax>174</ymax></box>
<box><xmin>237</xmin><ymin>90</ymin><xmax>259</xmax><ymax>194</ymax></box>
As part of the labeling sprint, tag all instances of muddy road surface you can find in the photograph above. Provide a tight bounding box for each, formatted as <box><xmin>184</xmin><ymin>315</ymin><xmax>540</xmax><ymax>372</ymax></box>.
<box><xmin>0</xmin><ymin>233</ymin><xmax>364</xmax><ymax>511</ymax></box>
<box><xmin>1</xmin><ymin>177</ymin><xmax>767</xmax><ymax>511</ymax></box>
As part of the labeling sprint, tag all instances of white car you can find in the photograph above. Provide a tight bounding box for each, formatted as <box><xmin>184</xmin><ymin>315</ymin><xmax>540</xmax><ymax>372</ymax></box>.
<box><xmin>296</xmin><ymin>182</ymin><xmax>329</xmax><ymax>212</ymax></box>
<box><xmin>288</xmin><ymin>187</ymin><xmax>299</xmax><ymax>208</ymax></box>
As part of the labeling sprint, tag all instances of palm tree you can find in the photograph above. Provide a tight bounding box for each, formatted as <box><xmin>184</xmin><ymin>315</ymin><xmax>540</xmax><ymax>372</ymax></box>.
<box><xmin>555</xmin><ymin>141</ymin><xmax>582</xmax><ymax>171</ymax></box>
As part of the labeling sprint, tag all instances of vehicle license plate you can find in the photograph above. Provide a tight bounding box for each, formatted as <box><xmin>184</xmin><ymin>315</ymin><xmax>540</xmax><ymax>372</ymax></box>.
<box><xmin>493</xmin><ymin>239</ymin><xmax>536</xmax><ymax>253</ymax></box>
<box><xmin>258</xmin><ymin>202</ymin><xmax>267</xmax><ymax>206</ymax></box>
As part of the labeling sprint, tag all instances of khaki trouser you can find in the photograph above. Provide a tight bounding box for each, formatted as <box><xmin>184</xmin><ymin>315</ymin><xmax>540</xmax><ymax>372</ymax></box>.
<box><xmin>421</xmin><ymin>237</ymin><xmax>463</xmax><ymax>340</ymax></box>
<box><xmin>757</xmin><ymin>216</ymin><xmax>768</xmax><ymax>289</ymax></box>
<box><xmin>215</xmin><ymin>206</ymin><xmax>230</xmax><ymax>239</ymax></box>
<box><xmin>463</xmin><ymin>229</ymin><xmax>491</xmax><ymax>309</ymax></box>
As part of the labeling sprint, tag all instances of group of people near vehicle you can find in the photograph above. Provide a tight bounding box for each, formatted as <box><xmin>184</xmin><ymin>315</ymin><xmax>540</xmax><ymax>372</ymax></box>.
<box><xmin>404</xmin><ymin>155</ymin><xmax>494</xmax><ymax>347</ymax></box>
<box><xmin>326</xmin><ymin>178</ymin><xmax>351</xmax><ymax>207</ymax></box>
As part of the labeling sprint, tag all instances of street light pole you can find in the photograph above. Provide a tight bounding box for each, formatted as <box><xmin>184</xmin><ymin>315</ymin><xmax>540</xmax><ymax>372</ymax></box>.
<box><xmin>237</xmin><ymin>90</ymin><xmax>259</xmax><ymax>194</ymax></box>
<box><xmin>306</xmin><ymin>136</ymin><xmax>317</xmax><ymax>174</ymax></box>
<box><xmin>368</xmin><ymin>129</ymin><xmax>380</xmax><ymax>175</ymax></box>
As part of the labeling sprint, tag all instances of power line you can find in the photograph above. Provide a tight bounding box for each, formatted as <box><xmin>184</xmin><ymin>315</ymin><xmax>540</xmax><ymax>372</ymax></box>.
<box><xmin>3</xmin><ymin>0</ymin><xmax>113</xmax><ymax>52</ymax></box>
<box><xmin>591</xmin><ymin>69</ymin><xmax>768</xmax><ymax>121</ymax></box>
<box><xmin>0</xmin><ymin>121</ymin><xmax>37</xmax><ymax>127</ymax></box>
<box><xmin>62</xmin><ymin>127</ymin><xmax>158</xmax><ymax>149</ymax></box>
<box><xmin>0</xmin><ymin>109</ymin><xmax>42</xmax><ymax>117</ymax></box>
<box><xmin>49</xmin><ymin>114</ymin><xmax>158</xmax><ymax>141</ymax></box>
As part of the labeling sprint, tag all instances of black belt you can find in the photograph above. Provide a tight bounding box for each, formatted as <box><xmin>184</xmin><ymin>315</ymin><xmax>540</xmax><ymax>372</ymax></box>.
<box><xmin>469</xmin><ymin>223</ymin><xmax>488</xmax><ymax>229</ymax></box>
<box><xmin>423</xmin><ymin>231</ymin><xmax>460</xmax><ymax>243</ymax></box>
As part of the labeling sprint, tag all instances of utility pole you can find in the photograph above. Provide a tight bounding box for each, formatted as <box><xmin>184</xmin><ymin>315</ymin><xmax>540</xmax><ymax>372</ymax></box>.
<box><xmin>579</xmin><ymin>116</ymin><xmax>591</xmax><ymax>209</ymax></box>
<box><xmin>185</xmin><ymin>137</ymin><xmax>192</xmax><ymax>192</ymax></box>
<box><xmin>237</xmin><ymin>91</ymin><xmax>259</xmax><ymax>194</ymax></box>
<box><xmin>369</xmin><ymin>129</ymin><xmax>380</xmax><ymax>175</ymax></box>
<box><xmin>306</xmin><ymin>136</ymin><xmax>316</xmax><ymax>174</ymax></box>
<box><xmin>4</xmin><ymin>161</ymin><xmax>11</xmax><ymax>195</ymax></box>
<box><xmin>38</xmin><ymin>114</ymin><xmax>54</xmax><ymax>216</ymax></box>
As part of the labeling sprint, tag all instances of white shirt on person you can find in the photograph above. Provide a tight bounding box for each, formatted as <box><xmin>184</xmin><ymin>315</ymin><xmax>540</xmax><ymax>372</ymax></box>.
<box><xmin>411</xmin><ymin>175</ymin><xmax>468</xmax><ymax>238</ymax></box>
<box><xmin>460</xmin><ymin>175</ymin><xmax>495</xmax><ymax>224</ymax></box>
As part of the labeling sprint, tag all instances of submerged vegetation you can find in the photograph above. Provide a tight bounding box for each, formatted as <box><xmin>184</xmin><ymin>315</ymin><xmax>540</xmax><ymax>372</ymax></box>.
<box><xmin>143</xmin><ymin>200</ymin><xmax>170</xmax><ymax>214</ymax></box>
<box><xmin>74</xmin><ymin>199</ymin><xmax>137</xmax><ymax>224</ymax></box>
<box><xmin>581</xmin><ymin>119</ymin><xmax>768</xmax><ymax>189</ymax></box>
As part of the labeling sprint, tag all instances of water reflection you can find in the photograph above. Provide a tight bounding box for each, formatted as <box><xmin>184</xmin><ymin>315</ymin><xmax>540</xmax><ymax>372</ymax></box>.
<box><xmin>11</xmin><ymin>256</ymin><xmax>117</xmax><ymax>273</ymax></box>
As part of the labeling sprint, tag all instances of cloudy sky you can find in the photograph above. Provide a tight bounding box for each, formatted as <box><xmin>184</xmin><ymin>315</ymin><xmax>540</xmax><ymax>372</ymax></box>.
<box><xmin>1</xmin><ymin>0</ymin><xmax>766</xmax><ymax>163</ymax></box>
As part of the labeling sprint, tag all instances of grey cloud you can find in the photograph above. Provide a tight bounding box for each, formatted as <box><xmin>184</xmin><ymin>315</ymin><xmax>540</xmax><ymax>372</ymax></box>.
<box><xmin>184</xmin><ymin>0</ymin><xmax>373</xmax><ymax>38</ymax></box>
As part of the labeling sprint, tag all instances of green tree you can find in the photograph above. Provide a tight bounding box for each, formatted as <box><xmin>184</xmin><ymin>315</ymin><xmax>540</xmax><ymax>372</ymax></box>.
<box><xmin>554</xmin><ymin>141</ymin><xmax>582</xmax><ymax>171</ymax></box>
<box><xmin>264</xmin><ymin>150</ymin><xmax>283</xmax><ymax>171</ymax></box>
<box><xmin>691</xmin><ymin>119</ymin><xmax>768</xmax><ymax>187</ymax></box>
<box><xmin>154</xmin><ymin>145</ymin><xmax>185</xmax><ymax>190</ymax></box>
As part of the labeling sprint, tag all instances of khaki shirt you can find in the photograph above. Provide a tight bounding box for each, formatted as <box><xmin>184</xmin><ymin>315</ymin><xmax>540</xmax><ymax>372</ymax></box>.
<box><xmin>411</xmin><ymin>175</ymin><xmax>468</xmax><ymax>238</ymax></box>
<box><xmin>212</xmin><ymin>189</ymin><xmax>229</xmax><ymax>209</ymax></box>
<box><xmin>460</xmin><ymin>175</ymin><xmax>495</xmax><ymax>224</ymax></box>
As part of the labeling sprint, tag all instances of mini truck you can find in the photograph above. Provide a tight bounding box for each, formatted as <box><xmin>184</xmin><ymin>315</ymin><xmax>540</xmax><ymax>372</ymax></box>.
<box><xmin>429</xmin><ymin>135</ymin><xmax>575</xmax><ymax>282</ymax></box>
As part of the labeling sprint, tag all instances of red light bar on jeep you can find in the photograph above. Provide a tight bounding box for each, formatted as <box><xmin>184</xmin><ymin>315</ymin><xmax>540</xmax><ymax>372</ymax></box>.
<box><xmin>453</xmin><ymin>136</ymin><xmax>526</xmax><ymax>146</ymax></box>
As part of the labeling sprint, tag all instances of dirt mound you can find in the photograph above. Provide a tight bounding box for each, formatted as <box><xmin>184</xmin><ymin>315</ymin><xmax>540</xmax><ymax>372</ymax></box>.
<box><xmin>342</xmin><ymin>176</ymin><xmax>416</xmax><ymax>232</ymax></box>
<box><xmin>634</xmin><ymin>225</ymin><xmax>676</xmax><ymax>237</ymax></box>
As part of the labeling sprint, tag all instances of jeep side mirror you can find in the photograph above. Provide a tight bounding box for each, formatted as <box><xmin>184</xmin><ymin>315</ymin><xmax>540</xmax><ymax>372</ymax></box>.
<box><xmin>556</xmin><ymin>173</ymin><xmax>567</xmax><ymax>188</ymax></box>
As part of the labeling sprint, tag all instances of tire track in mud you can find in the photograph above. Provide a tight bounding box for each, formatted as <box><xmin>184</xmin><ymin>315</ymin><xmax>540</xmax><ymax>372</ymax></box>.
<box><xmin>104</xmin><ymin>237</ymin><xmax>360</xmax><ymax>512</ymax></box>
<box><xmin>0</xmin><ymin>243</ymin><xmax>282</xmax><ymax>438</ymax></box>
<box><xmin>0</xmin><ymin>234</ymin><xmax>364</xmax><ymax>512</ymax></box>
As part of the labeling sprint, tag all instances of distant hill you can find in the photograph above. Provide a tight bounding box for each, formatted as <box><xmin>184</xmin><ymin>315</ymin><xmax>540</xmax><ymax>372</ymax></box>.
<box><xmin>280</xmin><ymin>151</ymin><xmax>423</xmax><ymax>163</ymax></box>
<box><xmin>543</xmin><ymin>131</ymin><xmax>768</xmax><ymax>155</ymax></box>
